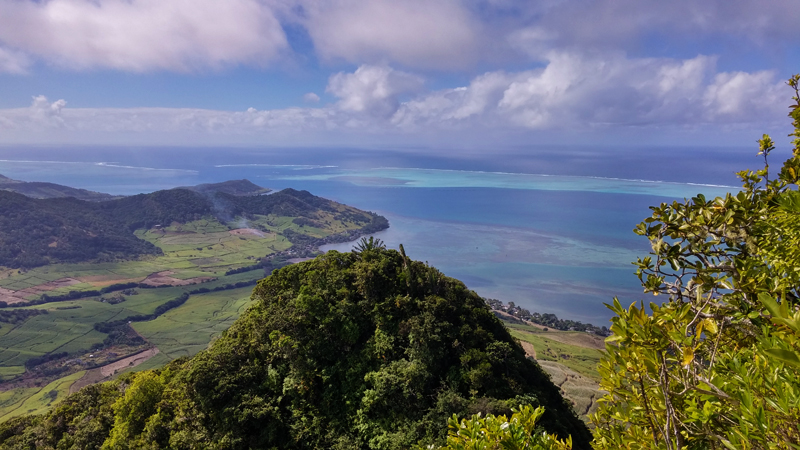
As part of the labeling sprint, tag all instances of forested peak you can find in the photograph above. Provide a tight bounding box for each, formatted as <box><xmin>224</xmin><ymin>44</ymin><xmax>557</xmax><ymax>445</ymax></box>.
<box><xmin>178</xmin><ymin>179</ymin><xmax>270</xmax><ymax>197</ymax></box>
<box><xmin>0</xmin><ymin>249</ymin><xmax>591</xmax><ymax>449</ymax></box>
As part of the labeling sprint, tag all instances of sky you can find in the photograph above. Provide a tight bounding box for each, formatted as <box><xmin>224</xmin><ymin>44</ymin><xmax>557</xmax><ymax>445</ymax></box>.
<box><xmin>0</xmin><ymin>0</ymin><xmax>797</xmax><ymax>149</ymax></box>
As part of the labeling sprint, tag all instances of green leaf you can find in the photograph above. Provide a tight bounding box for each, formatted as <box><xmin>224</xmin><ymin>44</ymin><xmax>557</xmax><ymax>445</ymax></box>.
<box><xmin>759</xmin><ymin>292</ymin><xmax>781</xmax><ymax>318</ymax></box>
<box><xmin>764</xmin><ymin>348</ymin><xmax>800</xmax><ymax>368</ymax></box>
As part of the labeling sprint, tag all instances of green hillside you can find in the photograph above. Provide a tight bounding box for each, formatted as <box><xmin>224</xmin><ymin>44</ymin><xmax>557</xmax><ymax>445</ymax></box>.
<box><xmin>0</xmin><ymin>249</ymin><xmax>592</xmax><ymax>449</ymax></box>
<box><xmin>0</xmin><ymin>186</ymin><xmax>387</xmax><ymax>268</ymax></box>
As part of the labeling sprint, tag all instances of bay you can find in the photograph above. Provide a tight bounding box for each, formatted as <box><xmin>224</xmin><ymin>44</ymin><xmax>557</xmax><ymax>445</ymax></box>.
<box><xmin>0</xmin><ymin>145</ymin><xmax>757</xmax><ymax>324</ymax></box>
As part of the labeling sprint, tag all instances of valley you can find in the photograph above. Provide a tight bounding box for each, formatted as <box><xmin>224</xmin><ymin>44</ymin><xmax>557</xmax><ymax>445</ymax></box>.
<box><xmin>0</xmin><ymin>178</ymin><xmax>388</xmax><ymax>419</ymax></box>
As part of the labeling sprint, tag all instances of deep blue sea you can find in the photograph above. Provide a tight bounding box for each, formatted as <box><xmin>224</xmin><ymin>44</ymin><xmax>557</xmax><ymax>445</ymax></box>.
<box><xmin>0</xmin><ymin>145</ymin><xmax>771</xmax><ymax>324</ymax></box>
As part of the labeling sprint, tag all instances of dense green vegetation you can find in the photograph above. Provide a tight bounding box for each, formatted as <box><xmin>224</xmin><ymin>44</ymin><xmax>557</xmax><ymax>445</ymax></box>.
<box><xmin>591</xmin><ymin>75</ymin><xmax>800</xmax><ymax>448</ymax></box>
<box><xmin>423</xmin><ymin>404</ymin><xmax>572</xmax><ymax>450</ymax></box>
<box><xmin>0</xmin><ymin>185</ymin><xmax>387</xmax><ymax>268</ymax></box>
<box><xmin>178</xmin><ymin>179</ymin><xmax>270</xmax><ymax>197</ymax></box>
<box><xmin>0</xmin><ymin>190</ymin><xmax>162</xmax><ymax>268</ymax></box>
<box><xmin>0</xmin><ymin>248</ymin><xmax>591</xmax><ymax>449</ymax></box>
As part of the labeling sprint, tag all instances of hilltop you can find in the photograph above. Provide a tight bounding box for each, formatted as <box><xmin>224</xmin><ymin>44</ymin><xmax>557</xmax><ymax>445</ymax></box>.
<box><xmin>178</xmin><ymin>179</ymin><xmax>271</xmax><ymax>197</ymax></box>
<box><xmin>0</xmin><ymin>248</ymin><xmax>592</xmax><ymax>449</ymax></box>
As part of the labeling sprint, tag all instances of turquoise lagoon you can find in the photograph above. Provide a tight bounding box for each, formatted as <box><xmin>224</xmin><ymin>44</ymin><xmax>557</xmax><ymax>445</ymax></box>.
<box><xmin>0</xmin><ymin>147</ymin><xmax>748</xmax><ymax>324</ymax></box>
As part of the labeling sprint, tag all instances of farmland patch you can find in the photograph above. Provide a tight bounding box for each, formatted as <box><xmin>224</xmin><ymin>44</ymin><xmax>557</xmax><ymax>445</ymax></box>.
<box><xmin>139</xmin><ymin>271</ymin><xmax>215</xmax><ymax>287</ymax></box>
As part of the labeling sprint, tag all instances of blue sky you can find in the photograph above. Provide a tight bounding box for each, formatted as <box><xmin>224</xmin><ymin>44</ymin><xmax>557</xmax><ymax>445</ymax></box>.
<box><xmin>0</xmin><ymin>0</ymin><xmax>797</xmax><ymax>149</ymax></box>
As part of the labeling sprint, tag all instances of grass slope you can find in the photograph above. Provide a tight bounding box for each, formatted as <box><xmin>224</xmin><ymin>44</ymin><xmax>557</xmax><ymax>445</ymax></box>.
<box><xmin>498</xmin><ymin>320</ymin><xmax>605</xmax><ymax>422</ymax></box>
<box><xmin>0</xmin><ymin>371</ymin><xmax>85</xmax><ymax>422</ymax></box>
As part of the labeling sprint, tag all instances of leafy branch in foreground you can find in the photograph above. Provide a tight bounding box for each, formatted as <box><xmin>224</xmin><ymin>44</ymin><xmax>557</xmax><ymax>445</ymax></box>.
<box><xmin>419</xmin><ymin>405</ymin><xmax>572</xmax><ymax>450</ymax></box>
<box><xmin>591</xmin><ymin>74</ymin><xmax>800</xmax><ymax>448</ymax></box>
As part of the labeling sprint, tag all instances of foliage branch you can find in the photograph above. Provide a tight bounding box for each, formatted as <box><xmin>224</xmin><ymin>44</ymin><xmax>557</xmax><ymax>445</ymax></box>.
<box><xmin>591</xmin><ymin>75</ymin><xmax>800</xmax><ymax>449</ymax></box>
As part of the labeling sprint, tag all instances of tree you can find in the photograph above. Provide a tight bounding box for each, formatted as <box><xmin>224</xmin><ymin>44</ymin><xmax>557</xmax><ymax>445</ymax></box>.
<box><xmin>353</xmin><ymin>236</ymin><xmax>387</xmax><ymax>254</ymax></box>
<box><xmin>591</xmin><ymin>75</ymin><xmax>800</xmax><ymax>449</ymax></box>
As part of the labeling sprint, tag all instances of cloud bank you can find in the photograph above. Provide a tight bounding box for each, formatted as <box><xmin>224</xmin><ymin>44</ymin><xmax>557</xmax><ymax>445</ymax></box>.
<box><xmin>0</xmin><ymin>0</ymin><xmax>794</xmax><ymax>146</ymax></box>
<box><xmin>0</xmin><ymin>0</ymin><xmax>288</xmax><ymax>72</ymax></box>
<box><xmin>0</xmin><ymin>0</ymin><xmax>797</xmax><ymax>73</ymax></box>
<box><xmin>0</xmin><ymin>54</ymin><xmax>788</xmax><ymax>145</ymax></box>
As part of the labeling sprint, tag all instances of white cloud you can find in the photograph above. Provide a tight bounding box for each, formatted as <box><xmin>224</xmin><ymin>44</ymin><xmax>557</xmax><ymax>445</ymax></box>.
<box><xmin>0</xmin><ymin>47</ymin><xmax>30</xmax><ymax>73</ymax></box>
<box><xmin>303</xmin><ymin>92</ymin><xmax>321</xmax><ymax>103</ymax></box>
<box><xmin>0</xmin><ymin>0</ymin><xmax>795</xmax><ymax>75</ymax></box>
<box><xmin>326</xmin><ymin>64</ymin><xmax>424</xmax><ymax>116</ymax></box>
<box><xmin>0</xmin><ymin>0</ymin><xmax>289</xmax><ymax>72</ymax></box>
<box><xmin>703</xmin><ymin>71</ymin><xmax>785</xmax><ymax>120</ymax></box>
<box><xmin>299</xmin><ymin>0</ymin><xmax>482</xmax><ymax>69</ymax></box>
<box><xmin>392</xmin><ymin>52</ymin><xmax>786</xmax><ymax>131</ymax></box>
<box><xmin>507</xmin><ymin>0</ymin><xmax>800</xmax><ymax>58</ymax></box>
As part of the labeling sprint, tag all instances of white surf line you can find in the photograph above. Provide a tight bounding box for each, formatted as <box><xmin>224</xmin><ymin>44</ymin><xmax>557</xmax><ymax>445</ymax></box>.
<box><xmin>365</xmin><ymin>167</ymin><xmax>739</xmax><ymax>189</ymax></box>
<box><xmin>213</xmin><ymin>164</ymin><xmax>337</xmax><ymax>169</ymax></box>
<box><xmin>0</xmin><ymin>159</ymin><xmax>197</xmax><ymax>173</ymax></box>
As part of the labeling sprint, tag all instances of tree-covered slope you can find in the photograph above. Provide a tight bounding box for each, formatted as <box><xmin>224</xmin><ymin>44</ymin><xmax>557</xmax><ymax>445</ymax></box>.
<box><xmin>0</xmin><ymin>248</ymin><xmax>591</xmax><ymax>449</ymax></box>
<box><xmin>0</xmin><ymin>191</ymin><xmax>162</xmax><ymax>268</ymax></box>
<box><xmin>179</xmin><ymin>179</ymin><xmax>271</xmax><ymax>197</ymax></box>
<box><xmin>0</xmin><ymin>187</ymin><xmax>386</xmax><ymax>268</ymax></box>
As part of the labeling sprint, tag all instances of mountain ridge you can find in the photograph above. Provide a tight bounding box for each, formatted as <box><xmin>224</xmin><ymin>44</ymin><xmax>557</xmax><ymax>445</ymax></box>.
<box><xmin>0</xmin><ymin>181</ymin><xmax>387</xmax><ymax>268</ymax></box>
<box><xmin>0</xmin><ymin>174</ymin><xmax>120</xmax><ymax>202</ymax></box>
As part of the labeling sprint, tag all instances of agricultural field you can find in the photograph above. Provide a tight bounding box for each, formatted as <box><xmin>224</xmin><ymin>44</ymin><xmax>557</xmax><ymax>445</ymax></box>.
<box><xmin>0</xmin><ymin>216</ymin><xmax>363</xmax><ymax>418</ymax></box>
<box><xmin>0</xmin><ymin>271</ymin><xmax>265</xmax><ymax>376</ymax></box>
<box><xmin>502</xmin><ymin>319</ymin><xmax>606</xmax><ymax>420</ymax></box>
<box><xmin>0</xmin><ymin>218</ymin><xmax>289</xmax><ymax>299</ymax></box>
<box><xmin>0</xmin><ymin>371</ymin><xmax>85</xmax><ymax>422</ymax></box>
<box><xmin>0</xmin><ymin>212</ymin><xmax>371</xmax><ymax>302</ymax></box>
<box><xmin>0</xmin><ymin>275</ymin><xmax>265</xmax><ymax>421</ymax></box>
<box><xmin>133</xmin><ymin>286</ymin><xmax>255</xmax><ymax>360</ymax></box>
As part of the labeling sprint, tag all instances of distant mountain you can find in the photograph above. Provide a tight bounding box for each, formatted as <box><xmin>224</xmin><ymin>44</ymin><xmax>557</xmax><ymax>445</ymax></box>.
<box><xmin>0</xmin><ymin>175</ymin><xmax>271</xmax><ymax>202</ymax></box>
<box><xmin>0</xmin><ymin>174</ymin><xmax>120</xmax><ymax>201</ymax></box>
<box><xmin>0</xmin><ymin>184</ymin><xmax>387</xmax><ymax>269</ymax></box>
<box><xmin>179</xmin><ymin>179</ymin><xmax>271</xmax><ymax>197</ymax></box>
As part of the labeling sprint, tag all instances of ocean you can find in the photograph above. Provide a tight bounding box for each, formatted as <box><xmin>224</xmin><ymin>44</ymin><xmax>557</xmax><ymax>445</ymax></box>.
<box><xmin>0</xmin><ymin>145</ymin><xmax>766</xmax><ymax>324</ymax></box>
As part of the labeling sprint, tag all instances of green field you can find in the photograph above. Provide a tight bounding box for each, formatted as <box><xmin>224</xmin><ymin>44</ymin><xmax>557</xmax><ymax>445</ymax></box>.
<box><xmin>0</xmin><ymin>213</ymin><xmax>369</xmax><ymax>301</ymax></box>
<box><xmin>499</xmin><ymin>319</ymin><xmax>606</xmax><ymax>420</ymax></box>
<box><xmin>0</xmin><ymin>218</ymin><xmax>290</xmax><ymax>420</ymax></box>
<box><xmin>0</xmin><ymin>371</ymin><xmax>85</xmax><ymax>422</ymax></box>
<box><xmin>0</xmin><ymin>286</ymin><xmax>260</xmax><ymax>420</ymax></box>
<box><xmin>133</xmin><ymin>287</ymin><xmax>255</xmax><ymax>360</ymax></box>
<box><xmin>0</xmin><ymin>271</ymin><xmax>264</xmax><ymax>371</ymax></box>
<box><xmin>0</xmin><ymin>184</ymin><xmax>391</xmax><ymax>422</ymax></box>
<box><xmin>510</xmin><ymin>329</ymin><xmax>602</xmax><ymax>381</ymax></box>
